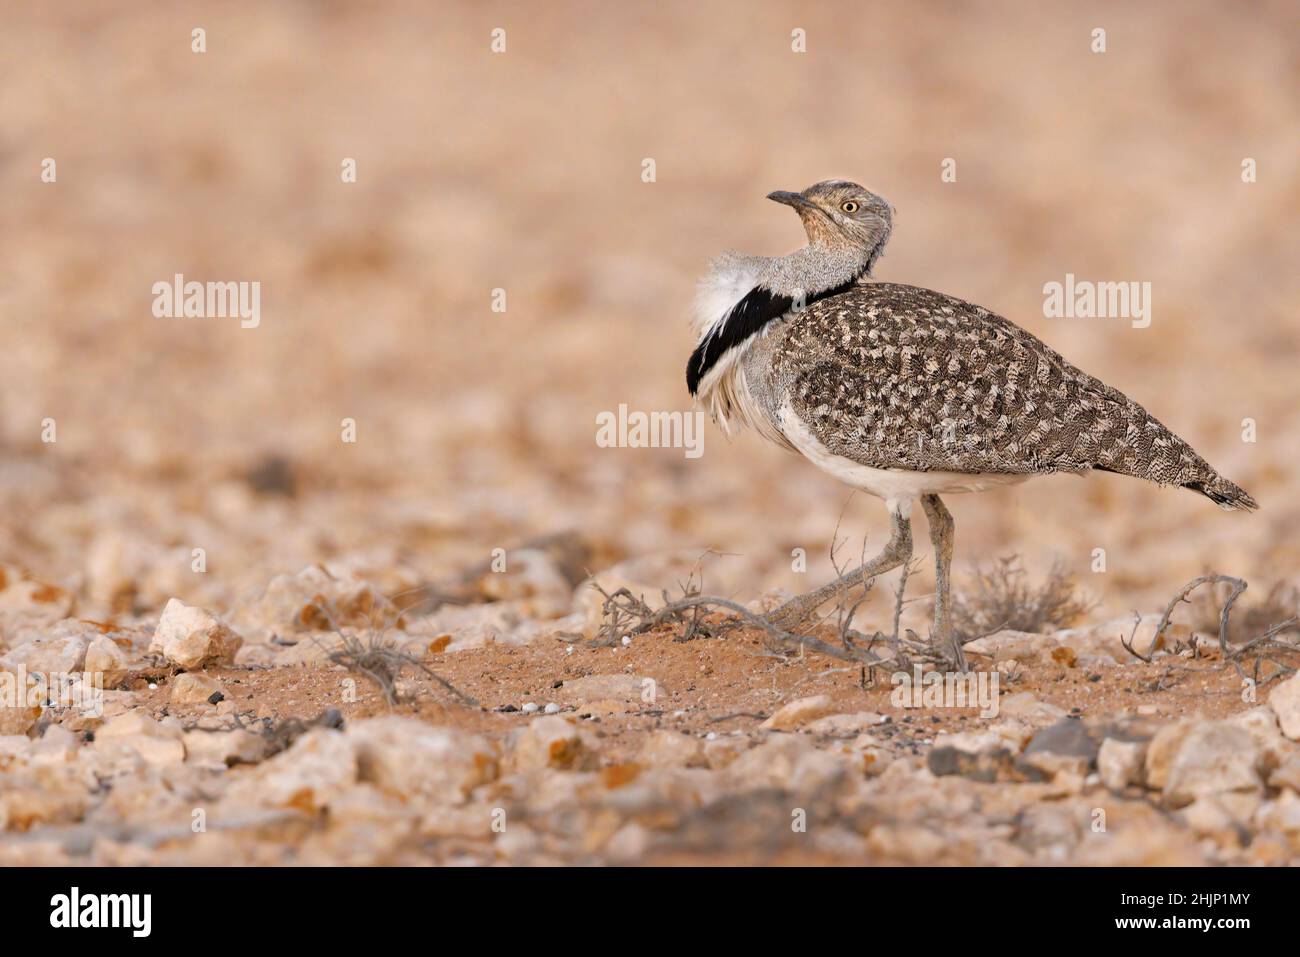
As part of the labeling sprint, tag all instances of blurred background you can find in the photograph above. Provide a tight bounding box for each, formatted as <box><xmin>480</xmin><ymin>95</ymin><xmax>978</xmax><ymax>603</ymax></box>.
<box><xmin>1</xmin><ymin>0</ymin><xmax>1296</xmax><ymax>629</ymax></box>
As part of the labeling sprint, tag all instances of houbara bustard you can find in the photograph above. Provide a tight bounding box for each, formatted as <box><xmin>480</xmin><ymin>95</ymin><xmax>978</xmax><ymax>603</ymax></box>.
<box><xmin>687</xmin><ymin>180</ymin><xmax>1256</xmax><ymax>668</ymax></box>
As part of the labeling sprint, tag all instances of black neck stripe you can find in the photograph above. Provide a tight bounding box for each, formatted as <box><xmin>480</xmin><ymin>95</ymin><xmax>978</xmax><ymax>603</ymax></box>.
<box><xmin>686</xmin><ymin>275</ymin><xmax>861</xmax><ymax>395</ymax></box>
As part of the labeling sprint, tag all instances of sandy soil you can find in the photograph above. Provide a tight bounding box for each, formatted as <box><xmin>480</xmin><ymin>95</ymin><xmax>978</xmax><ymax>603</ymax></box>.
<box><xmin>154</xmin><ymin>629</ymin><xmax>1255</xmax><ymax>742</ymax></box>
<box><xmin>0</xmin><ymin>1</ymin><xmax>1297</xmax><ymax>866</ymax></box>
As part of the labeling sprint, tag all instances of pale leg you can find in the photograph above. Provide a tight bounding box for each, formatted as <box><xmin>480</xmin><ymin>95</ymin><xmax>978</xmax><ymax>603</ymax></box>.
<box><xmin>921</xmin><ymin>493</ymin><xmax>965</xmax><ymax>670</ymax></box>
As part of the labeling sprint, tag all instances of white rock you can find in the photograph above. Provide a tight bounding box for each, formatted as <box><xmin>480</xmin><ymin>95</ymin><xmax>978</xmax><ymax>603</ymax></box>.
<box><xmin>963</xmin><ymin>630</ymin><xmax>1056</xmax><ymax>661</ymax></box>
<box><xmin>702</xmin><ymin>734</ymin><xmax>746</xmax><ymax>768</ymax></box>
<box><xmin>149</xmin><ymin>598</ymin><xmax>243</xmax><ymax>670</ymax></box>
<box><xmin>988</xmin><ymin>719</ymin><xmax>1036</xmax><ymax>753</ymax></box>
<box><xmin>1268</xmin><ymin>751</ymin><xmax>1300</xmax><ymax>794</ymax></box>
<box><xmin>0</xmin><ymin>620</ymin><xmax>90</xmax><ymax>674</ymax></box>
<box><xmin>932</xmin><ymin>729</ymin><xmax>1008</xmax><ymax>755</ymax></box>
<box><xmin>169</xmin><ymin>672</ymin><xmax>227</xmax><ymax>706</ymax></box>
<box><xmin>1268</xmin><ymin>673</ymin><xmax>1300</xmax><ymax>741</ymax></box>
<box><xmin>402</xmin><ymin>603</ymin><xmax>530</xmax><ymax>653</ymax></box>
<box><xmin>1226</xmin><ymin>706</ymin><xmax>1293</xmax><ymax>767</ymax></box>
<box><xmin>1098</xmin><ymin>737</ymin><xmax>1147</xmax><ymax>791</ymax></box>
<box><xmin>1164</xmin><ymin>722</ymin><xmax>1262</xmax><ymax>806</ymax></box>
<box><xmin>1077</xmin><ymin>653</ymin><xmax>1120</xmax><ymax>670</ymax></box>
<box><xmin>0</xmin><ymin>663</ymin><xmax>43</xmax><ymax>735</ymax></box>
<box><xmin>805</xmin><ymin>712</ymin><xmax>886</xmax><ymax>735</ymax></box>
<box><xmin>0</xmin><ymin>704</ymin><xmax>40</xmax><ymax>736</ymax></box>
<box><xmin>347</xmin><ymin>716</ymin><xmax>497</xmax><ymax>803</ymax></box>
<box><xmin>84</xmin><ymin>635</ymin><xmax>131</xmax><ymax>689</ymax></box>
<box><xmin>0</xmin><ymin>735</ymin><xmax>34</xmax><ymax>768</ymax></box>
<box><xmin>182</xmin><ymin>728</ymin><xmax>268</xmax><ymax>767</ymax></box>
<box><xmin>1144</xmin><ymin>722</ymin><xmax>1192</xmax><ymax>790</ymax></box>
<box><xmin>93</xmin><ymin>709</ymin><xmax>185</xmax><ymax>766</ymax></box>
<box><xmin>0</xmin><ymin>575</ymin><xmax>74</xmax><ymax>619</ymax></box>
<box><xmin>494</xmin><ymin>824</ymin><xmax>542</xmax><ymax>861</ymax></box>
<box><xmin>507</xmin><ymin>715</ymin><xmax>594</xmax><ymax>772</ymax></box>
<box><xmin>223</xmin><ymin>728</ymin><xmax>358</xmax><ymax>811</ymax></box>
<box><xmin>637</xmin><ymin>730</ymin><xmax>705</xmax><ymax>768</ymax></box>
<box><xmin>998</xmin><ymin>692</ymin><xmax>1067</xmax><ymax>724</ymax></box>
<box><xmin>1254</xmin><ymin>790</ymin><xmax>1300</xmax><ymax>838</ymax></box>
<box><xmin>1182</xmin><ymin>794</ymin><xmax>1259</xmax><ymax>840</ymax></box>
<box><xmin>760</xmin><ymin>695</ymin><xmax>835</xmax><ymax>731</ymax></box>
<box><xmin>847</xmin><ymin>735</ymin><xmax>892</xmax><ymax>776</ymax></box>
<box><xmin>476</xmin><ymin>547</ymin><xmax>573</xmax><ymax>618</ymax></box>
<box><xmin>85</xmin><ymin>533</ymin><xmax>148</xmax><ymax>608</ymax></box>
<box><xmin>605</xmin><ymin>821</ymin><xmax>652</xmax><ymax>862</ymax></box>
<box><xmin>232</xmin><ymin>564</ymin><xmax>402</xmax><ymax>640</ymax></box>
<box><xmin>726</xmin><ymin>734</ymin><xmax>847</xmax><ymax>792</ymax></box>
<box><xmin>32</xmin><ymin>725</ymin><xmax>80</xmax><ymax>765</ymax></box>
<box><xmin>0</xmin><ymin>768</ymin><xmax>87</xmax><ymax>832</ymax></box>
<box><xmin>560</xmin><ymin>673</ymin><xmax>657</xmax><ymax>708</ymax></box>
<box><xmin>1056</xmin><ymin>614</ymin><xmax>1190</xmax><ymax>659</ymax></box>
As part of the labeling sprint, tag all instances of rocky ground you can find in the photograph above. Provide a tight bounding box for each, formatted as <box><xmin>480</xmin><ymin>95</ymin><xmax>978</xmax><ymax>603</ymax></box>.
<box><xmin>1</xmin><ymin>2</ymin><xmax>1296</xmax><ymax>866</ymax></box>
<box><xmin>2</xmin><ymin>552</ymin><xmax>1299</xmax><ymax>866</ymax></box>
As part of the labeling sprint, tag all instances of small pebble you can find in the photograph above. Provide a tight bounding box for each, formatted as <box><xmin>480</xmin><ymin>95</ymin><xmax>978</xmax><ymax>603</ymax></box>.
<box><xmin>522</xmin><ymin>702</ymin><xmax>539</xmax><ymax>714</ymax></box>
<box><xmin>544</xmin><ymin>703</ymin><xmax>560</xmax><ymax>714</ymax></box>
<box><xmin>621</xmin><ymin>636</ymin><xmax>631</xmax><ymax>647</ymax></box>
<box><xmin>565</xmin><ymin>645</ymin><xmax>574</xmax><ymax>655</ymax></box>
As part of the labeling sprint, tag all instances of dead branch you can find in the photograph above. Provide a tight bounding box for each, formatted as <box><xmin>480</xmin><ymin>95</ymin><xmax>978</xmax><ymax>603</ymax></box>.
<box><xmin>1136</xmin><ymin>573</ymin><xmax>1300</xmax><ymax>683</ymax></box>
<box><xmin>1120</xmin><ymin>611</ymin><xmax>1153</xmax><ymax>663</ymax></box>
<box><xmin>313</xmin><ymin>630</ymin><xmax>477</xmax><ymax>708</ymax></box>
<box><xmin>590</xmin><ymin>575</ymin><xmax>948</xmax><ymax>670</ymax></box>
<box><xmin>889</xmin><ymin>558</ymin><xmax>921</xmax><ymax>664</ymax></box>
<box><xmin>255</xmin><ymin>707</ymin><xmax>345</xmax><ymax>756</ymax></box>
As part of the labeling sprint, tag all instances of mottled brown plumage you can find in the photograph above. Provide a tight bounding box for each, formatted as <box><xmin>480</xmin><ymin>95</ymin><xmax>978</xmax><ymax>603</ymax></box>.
<box><xmin>752</xmin><ymin>281</ymin><xmax>1256</xmax><ymax>510</ymax></box>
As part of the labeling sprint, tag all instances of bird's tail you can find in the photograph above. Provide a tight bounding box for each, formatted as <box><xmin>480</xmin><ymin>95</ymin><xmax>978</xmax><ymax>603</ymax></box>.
<box><xmin>1183</xmin><ymin>473</ymin><xmax>1258</xmax><ymax>511</ymax></box>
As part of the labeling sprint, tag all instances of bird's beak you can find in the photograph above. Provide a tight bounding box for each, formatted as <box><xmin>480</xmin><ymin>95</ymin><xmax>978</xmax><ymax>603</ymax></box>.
<box><xmin>767</xmin><ymin>190</ymin><xmax>813</xmax><ymax>210</ymax></box>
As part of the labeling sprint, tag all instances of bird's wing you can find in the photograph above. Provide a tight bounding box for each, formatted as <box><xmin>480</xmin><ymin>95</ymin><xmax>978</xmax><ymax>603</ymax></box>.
<box><xmin>770</xmin><ymin>283</ymin><xmax>1247</xmax><ymax>504</ymax></box>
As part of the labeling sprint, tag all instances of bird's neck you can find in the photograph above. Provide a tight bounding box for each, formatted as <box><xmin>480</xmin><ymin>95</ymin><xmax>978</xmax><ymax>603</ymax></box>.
<box><xmin>765</xmin><ymin>241</ymin><xmax>879</xmax><ymax>299</ymax></box>
<box><xmin>686</xmin><ymin>241</ymin><xmax>881</xmax><ymax>399</ymax></box>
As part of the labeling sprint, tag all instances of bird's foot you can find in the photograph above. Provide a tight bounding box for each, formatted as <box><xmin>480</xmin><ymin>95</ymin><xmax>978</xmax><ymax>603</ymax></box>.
<box><xmin>932</xmin><ymin>627</ymin><xmax>967</xmax><ymax>672</ymax></box>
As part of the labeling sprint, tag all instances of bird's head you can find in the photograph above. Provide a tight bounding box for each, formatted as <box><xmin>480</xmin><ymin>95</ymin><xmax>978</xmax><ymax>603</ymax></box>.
<box><xmin>767</xmin><ymin>180</ymin><xmax>894</xmax><ymax>258</ymax></box>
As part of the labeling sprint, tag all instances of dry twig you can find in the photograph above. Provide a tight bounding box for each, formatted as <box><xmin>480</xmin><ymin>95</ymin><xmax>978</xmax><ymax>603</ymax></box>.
<box><xmin>951</xmin><ymin>556</ymin><xmax>1091</xmax><ymax>644</ymax></box>
<box><xmin>1120</xmin><ymin>573</ymin><xmax>1300</xmax><ymax>685</ymax></box>
<box><xmin>313</xmin><ymin>630</ymin><xmax>476</xmax><ymax>708</ymax></box>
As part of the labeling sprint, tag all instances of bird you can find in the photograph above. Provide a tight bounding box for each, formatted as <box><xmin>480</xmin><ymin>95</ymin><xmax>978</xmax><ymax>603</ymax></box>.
<box><xmin>686</xmin><ymin>179</ymin><xmax>1256</xmax><ymax>668</ymax></box>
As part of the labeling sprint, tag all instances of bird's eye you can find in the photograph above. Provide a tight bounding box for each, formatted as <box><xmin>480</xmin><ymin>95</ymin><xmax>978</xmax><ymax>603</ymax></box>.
<box><xmin>841</xmin><ymin>201</ymin><xmax>859</xmax><ymax>213</ymax></box>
